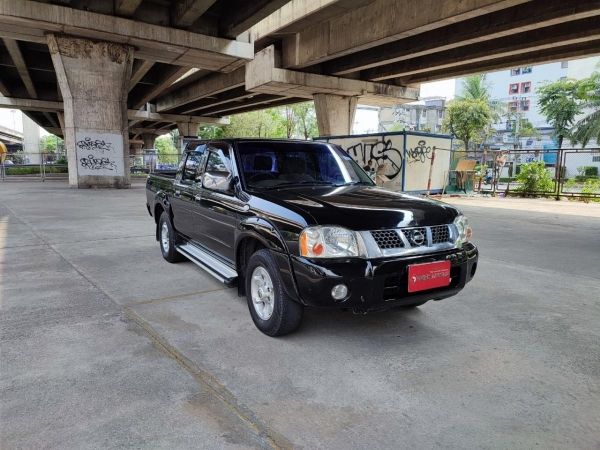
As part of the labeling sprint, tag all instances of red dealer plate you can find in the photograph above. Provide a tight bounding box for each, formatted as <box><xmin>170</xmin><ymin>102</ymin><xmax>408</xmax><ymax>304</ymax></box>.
<box><xmin>407</xmin><ymin>260</ymin><xmax>451</xmax><ymax>293</ymax></box>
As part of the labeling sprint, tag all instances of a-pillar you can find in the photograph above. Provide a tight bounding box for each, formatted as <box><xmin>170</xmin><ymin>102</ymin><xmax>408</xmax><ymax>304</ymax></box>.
<box><xmin>47</xmin><ymin>34</ymin><xmax>134</xmax><ymax>188</ymax></box>
<box><xmin>313</xmin><ymin>94</ymin><xmax>358</xmax><ymax>136</ymax></box>
<box><xmin>141</xmin><ymin>133</ymin><xmax>156</xmax><ymax>150</ymax></box>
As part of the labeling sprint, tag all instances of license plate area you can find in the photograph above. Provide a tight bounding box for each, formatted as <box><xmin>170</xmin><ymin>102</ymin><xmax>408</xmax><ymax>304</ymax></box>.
<box><xmin>407</xmin><ymin>260</ymin><xmax>451</xmax><ymax>293</ymax></box>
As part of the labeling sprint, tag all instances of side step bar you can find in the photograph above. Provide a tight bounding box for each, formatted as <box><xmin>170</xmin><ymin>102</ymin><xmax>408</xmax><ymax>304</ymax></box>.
<box><xmin>176</xmin><ymin>243</ymin><xmax>238</xmax><ymax>286</ymax></box>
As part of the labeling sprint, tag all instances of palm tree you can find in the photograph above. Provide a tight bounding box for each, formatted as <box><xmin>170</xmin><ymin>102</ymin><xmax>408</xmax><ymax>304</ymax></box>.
<box><xmin>572</xmin><ymin>72</ymin><xmax>600</xmax><ymax>147</ymax></box>
<box><xmin>457</xmin><ymin>74</ymin><xmax>491</xmax><ymax>102</ymax></box>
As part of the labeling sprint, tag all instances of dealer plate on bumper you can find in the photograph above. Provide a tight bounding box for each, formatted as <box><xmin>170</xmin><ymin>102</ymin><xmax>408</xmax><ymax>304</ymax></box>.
<box><xmin>407</xmin><ymin>260</ymin><xmax>451</xmax><ymax>293</ymax></box>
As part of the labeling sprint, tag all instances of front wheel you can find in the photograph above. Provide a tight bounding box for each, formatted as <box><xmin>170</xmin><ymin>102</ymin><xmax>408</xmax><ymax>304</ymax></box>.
<box><xmin>245</xmin><ymin>249</ymin><xmax>303</xmax><ymax>336</ymax></box>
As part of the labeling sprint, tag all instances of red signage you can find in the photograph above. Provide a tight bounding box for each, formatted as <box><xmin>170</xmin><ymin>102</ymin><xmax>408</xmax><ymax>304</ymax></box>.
<box><xmin>407</xmin><ymin>260</ymin><xmax>451</xmax><ymax>293</ymax></box>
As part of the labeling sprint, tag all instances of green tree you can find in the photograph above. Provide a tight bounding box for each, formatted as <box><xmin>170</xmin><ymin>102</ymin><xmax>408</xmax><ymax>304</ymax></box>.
<box><xmin>39</xmin><ymin>134</ymin><xmax>63</xmax><ymax>153</ymax></box>
<box><xmin>457</xmin><ymin>74</ymin><xmax>502</xmax><ymax>124</ymax></box>
<box><xmin>154</xmin><ymin>133</ymin><xmax>178</xmax><ymax>164</ymax></box>
<box><xmin>443</xmin><ymin>99</ymin><xmax>493</xmax><ymax>153</ymax></box>
<box><xmin>197</xmin><ymin>125</ymin><xmax>224</xmax><ymax>139</ymax></box>
<box><xmin>457</xmin><ymin>74</ymin><xmax>492</xmax><ymax>102</ymax></box>
<box><xmin>572</xmin><ymin>72</ymin><xmax>600</xmax><ymax>147</ymax></box>
<box><xmin>504</xmin><ymin>111</ymin><xmax>540</xmax><ymax>149</ymax></box>
<box><xmin>537</xmin><ymin>78</ymin><xmax>582</xmax><ymax>149</ymax></box>
<box><xmin>291</xmin><ymin>102</ymin><xmax>318</xmax><ymax>139</ymax></box>
<box><xmin>219</xmin><ymin>109</ymin><xmax>286</xmax><ymax>138</ymax></box>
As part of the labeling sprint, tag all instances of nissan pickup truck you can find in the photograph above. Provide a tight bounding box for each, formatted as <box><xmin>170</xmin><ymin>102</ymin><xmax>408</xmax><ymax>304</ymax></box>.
<box><xmin>146</xmin><ymin>139</ymin><xmax>478</xmax><ymax>336</ymax></box>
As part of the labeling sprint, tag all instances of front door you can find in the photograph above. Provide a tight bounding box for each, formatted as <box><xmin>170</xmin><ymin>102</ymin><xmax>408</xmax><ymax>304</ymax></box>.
<box><xmin>170</xmin><ymin>150</ymin><xmax>205</xmax><ymax>239</ymax></box>
<box><xmin>196</xmin><ymin>145</ymin><xmax>243</xmax><ymax>263</ymax></box>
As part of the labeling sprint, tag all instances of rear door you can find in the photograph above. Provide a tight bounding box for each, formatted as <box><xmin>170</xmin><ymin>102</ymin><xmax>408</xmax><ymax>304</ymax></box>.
<box><xmin>170</xmin><ymin>149</ymin><xmax>206</xmax><ymax>239</ymax></box>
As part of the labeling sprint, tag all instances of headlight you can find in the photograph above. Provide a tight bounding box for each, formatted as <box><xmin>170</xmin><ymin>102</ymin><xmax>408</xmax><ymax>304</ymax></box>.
<box><xmin>299</xmin><ymin>226</ymin><xmax>366</xmax><ymax>258</ymax></box>
<box><xmin>454</xmin><ymin>214</ymin><xmax>473</xmax><ymax>247</ymax></box>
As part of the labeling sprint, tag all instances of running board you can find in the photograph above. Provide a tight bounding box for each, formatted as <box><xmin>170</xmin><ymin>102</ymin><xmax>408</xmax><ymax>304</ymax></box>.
<box><xmin>176</xmin><ymin>243</ymin><xmax>238</xmax><ymax>286</ymax></box>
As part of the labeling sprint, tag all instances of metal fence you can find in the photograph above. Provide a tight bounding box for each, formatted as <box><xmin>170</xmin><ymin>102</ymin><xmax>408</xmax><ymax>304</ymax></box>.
<box><xmin>3</xmin><ymin>149</ymin><xmax>599</xmax><ymax>201</ymax></box>
<box><xmin>0</xmin><ymin>152</ymin><xmax>184</xmax><ymax>181</ymax></box>
<box><xmin>456</xmin><ymin>147</ymin><xmax>600</xmax><ymax>200</ymax></box>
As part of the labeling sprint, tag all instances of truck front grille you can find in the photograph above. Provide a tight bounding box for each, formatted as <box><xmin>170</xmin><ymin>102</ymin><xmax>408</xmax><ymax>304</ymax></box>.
<box><xmin>370</xmin><ymin>229</ymin><xmax>404</xmax><ymax>249</ymax></box>
<box><xmin>370</xmin><ymin>224</ymin><xmax>452</xmax><ymax>250</ymax></box>
<box><xmin>431</xmin><ymin>225</ymin><xmax>451</xmax><ymax>244</ymax></box>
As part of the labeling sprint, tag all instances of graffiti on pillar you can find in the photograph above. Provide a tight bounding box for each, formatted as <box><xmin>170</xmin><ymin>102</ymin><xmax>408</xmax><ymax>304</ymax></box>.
<box><xmin>406</xmin><ymin>140</ymin><xmax>433</xmax><ymax>164</ymax></box>
<box><xmin>79</xmin><ymin>154</ymin><xmax>117</xmax><ymax>171</ymax></box>
<box><xmin>75</xmin><ymin>130</ymin><xmax>124</xmax><ymax>176</ymax></box>
<box><xmin>345</xmin><ymin>137</ymin><xmax>404</xmax><ymax>179</ymax></box>
<box><xmin>76</xmin><ymin>137</ymin><xmax>113</xmax><ymax>154</ymax></box>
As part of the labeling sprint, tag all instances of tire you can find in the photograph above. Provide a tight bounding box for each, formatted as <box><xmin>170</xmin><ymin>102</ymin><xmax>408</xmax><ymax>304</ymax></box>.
<box><xmin>393</xmin><ymin>300</ymin><xmax>428</xmax><ymax>309</ymax></box>
<box><xmin>245</xmin><ymin>249</ymin><xmax>303</xmax><ymax>336</ymax></box>
<box><xmin>158</xmin><ymin>211</ymin><xmax>184</xmax><ymax>263</ymax></box>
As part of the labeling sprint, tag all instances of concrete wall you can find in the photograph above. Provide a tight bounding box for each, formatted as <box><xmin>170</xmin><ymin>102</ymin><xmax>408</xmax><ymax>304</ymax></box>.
<box><xmin>317</xmin><ymin>131</ymin><xmax>452</xmax><ymax>193</ymax></box>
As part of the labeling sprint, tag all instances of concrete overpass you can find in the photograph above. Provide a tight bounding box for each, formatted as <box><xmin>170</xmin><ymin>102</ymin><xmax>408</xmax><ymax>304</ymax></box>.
<box><xmin>0</xmin><ymin>0</ymin><xmax>599</xmax><ymax>187</ymax></box>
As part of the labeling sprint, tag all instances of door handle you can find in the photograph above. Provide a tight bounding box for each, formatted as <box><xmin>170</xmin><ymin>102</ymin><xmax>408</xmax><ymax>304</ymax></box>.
<box><xmin>174</xmin><ymin>190</ymin><xmax>181</xmax><ymax>197</ymax></box>
<box><xmin>195</xmin><ymin>194</ymin><xmax>202</xmax><ymax>201</ymax></box>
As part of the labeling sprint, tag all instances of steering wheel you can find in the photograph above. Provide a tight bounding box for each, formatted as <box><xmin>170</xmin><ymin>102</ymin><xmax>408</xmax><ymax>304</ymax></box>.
<box><xmin>248</xmin><ymin>172</ymin><xmax>277</xmax><ymax>183</ymax></box>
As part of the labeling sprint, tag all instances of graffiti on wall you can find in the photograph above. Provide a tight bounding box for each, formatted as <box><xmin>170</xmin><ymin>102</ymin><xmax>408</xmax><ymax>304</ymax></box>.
<box><xmin>406</xmin><ymin>140</ymin><xmax>433</xmax><ymax>164</ymax></box>
<box><xmin>75</xmin><ymin>131</ymin><xmax>124</xmax><ymax>176</ymax></box>
<box><xmin>79</xmin><ymin>154</ymin><xmax>117</xmax><ymax>171</ymax></box>
<box><xmin>76</xmin><ymin>137</ymin><xmax>113</xmax><ymax>154</ymax></box>
<box><xmin>345</xmin><ymin>137</ymin><xmax>404</xmax><ymax>179</ymax></box>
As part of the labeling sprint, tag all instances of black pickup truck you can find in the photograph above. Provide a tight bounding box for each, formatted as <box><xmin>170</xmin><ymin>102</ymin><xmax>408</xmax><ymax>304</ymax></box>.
<box><xmin>146</xmin><ymin>139</ymin><xmax>478</xmax><ymax>336</ymax></box>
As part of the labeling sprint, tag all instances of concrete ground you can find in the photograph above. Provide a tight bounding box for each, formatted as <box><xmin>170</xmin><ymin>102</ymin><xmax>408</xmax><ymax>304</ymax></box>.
<box><xmin>1</xmin><ymin>181</ymin><xmax>599</xmax><ymax>449</ymax></box>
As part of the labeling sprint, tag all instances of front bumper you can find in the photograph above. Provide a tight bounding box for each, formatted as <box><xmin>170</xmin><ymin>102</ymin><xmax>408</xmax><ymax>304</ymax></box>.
<box><xmin>289</xmin><ymin>242</ymin><xmax>478</xmax><ymax>311</ymax></box>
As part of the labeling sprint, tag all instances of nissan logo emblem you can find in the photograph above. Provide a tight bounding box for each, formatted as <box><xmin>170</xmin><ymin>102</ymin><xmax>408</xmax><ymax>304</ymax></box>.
<box><xmin>411</xmin><ymin>229</ymin><xmax>425</xmax><ymax>246</ymax></box>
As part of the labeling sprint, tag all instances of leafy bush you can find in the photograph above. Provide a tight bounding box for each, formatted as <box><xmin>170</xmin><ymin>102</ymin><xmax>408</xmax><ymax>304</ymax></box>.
<box><xmin>6</xmin><ymin>166</ymin><xmax>68</xmax><ymax>175</ymax></box>
<box><xmin>515</xmin><ymin>161</ymin><xmax>554</xmax><ymax>194</ymax></box>
<box><xmin>574</xmin><ymin>175</ymin><xmax>599</xmax><ymax>182</ymax></box>
<box><xmin>582</xmin><ymin>178</ymin><xmax>600</xmax><ymax>202</ymax></box>
<box><xmin>577</xmin><ymin>166</ymin><xmax>599</xmax><ymax>177</ymax></box>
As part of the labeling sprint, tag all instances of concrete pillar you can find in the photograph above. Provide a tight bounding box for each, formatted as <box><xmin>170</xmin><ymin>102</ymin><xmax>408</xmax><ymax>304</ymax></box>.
<box><xmin>129</xmin><ymin>142</ymin><xmax>143</xmax><ymax>156</ymax></box>
<box><xmin>176</xmin><ymin>121</ymin><xmax>197</xmax><ymax>153</ymax></box>
<box><xmin>141</xmin><ymin>133</ymin><xmax>156</xmax><ymax>150</ymax></box>
<box><xmin>22</xmin><ymin>113</ymin><xmax>41</xmax><ymax>164</ymax></box>
<box><xmin>313</xmin><ymin>94</ymin><xmax>358</xmax><ymax>136</ymax></box>
<box><xmin>47</xmin><ymin>34</ymin><xmax>134</xmax><ymax>188</ymax></box>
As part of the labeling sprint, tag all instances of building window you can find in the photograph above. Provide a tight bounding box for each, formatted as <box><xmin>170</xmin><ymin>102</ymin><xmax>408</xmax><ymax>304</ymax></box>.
<box><xmin>508</xmin><ymin>101</ymin><xmax>518</xmax><ymax>112</ymax></box>
<box><xmin>593</xmin><ymin>156</ymin><xmax>600</xmax><ymax>162</ymax></box>
<box><xmin>509</xmin><ymin>83</ymin><xmax>519</xmax><ymax>94</ymax></box>
<box><xmin>506</xmin><ymin>120</ymin><xmax>516</xmax><ymax>130</ymax></box>
<box><xmin>561</xmin><ymin>61</ymin><xmax>569</xmax><ymax>68</ymax></box>
<box><xmin>521</xmin><ymin>99</ymin><xmax>530</xmax><ymax>111</ymax></box>
<box><xmin>521</xmin><ymin>66</ymin><xmax>532</xmax><ymax>74</ymax></box>
<box><xmin>521</xmin><ymin>82</ymin><xmax>531</xmax><ymax>93</ymax></box>
<box><xmin>511</xmin><ymin>68</ymin><xmax>520</xmax><ymax>76</ymax></box>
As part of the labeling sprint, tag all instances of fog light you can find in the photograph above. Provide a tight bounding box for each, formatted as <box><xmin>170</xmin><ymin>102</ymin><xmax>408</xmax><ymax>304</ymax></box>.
<box><xmin>331</xmin><ymin>284</ymin><xmax>348</xmax><ymax>301</ymax></box>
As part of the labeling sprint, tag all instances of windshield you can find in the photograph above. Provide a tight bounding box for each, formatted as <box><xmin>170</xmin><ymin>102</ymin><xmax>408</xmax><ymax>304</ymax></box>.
<box><xmin>236</xmin><ymin>141</ymin><xmax>374</xmax><ymax>189</ymax></box>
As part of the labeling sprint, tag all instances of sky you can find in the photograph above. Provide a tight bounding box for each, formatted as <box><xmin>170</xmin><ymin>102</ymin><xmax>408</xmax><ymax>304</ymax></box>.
<box><xmin>354</xmin><ymin>79</ymin><xmax>456</xmax><ymax>133</ymax></box>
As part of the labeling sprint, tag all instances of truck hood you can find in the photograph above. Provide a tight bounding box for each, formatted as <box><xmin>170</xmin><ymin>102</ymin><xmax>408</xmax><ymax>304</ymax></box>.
<box><xmin>255</xmin><ymin>185</ymin><xmax>459</xmax><ymax>230</ymax></box>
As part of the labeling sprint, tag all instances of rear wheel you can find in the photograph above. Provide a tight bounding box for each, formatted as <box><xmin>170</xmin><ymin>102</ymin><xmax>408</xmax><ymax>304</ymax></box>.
<box><xmin>245</xmin><ymin>249</ymin><xmax>303</xmax><ymax>336</ymax></box>
<box><xmin>158</xmin><ymin>211</ymin><xmax>184</xmax><ymax>263</ymax></box>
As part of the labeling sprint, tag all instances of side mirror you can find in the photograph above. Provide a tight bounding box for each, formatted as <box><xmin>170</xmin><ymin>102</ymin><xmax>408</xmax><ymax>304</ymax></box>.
<box><xmin>202</xmin><ymin>170</ymin><xmax>233</xmax><ymax>193</ymax></box>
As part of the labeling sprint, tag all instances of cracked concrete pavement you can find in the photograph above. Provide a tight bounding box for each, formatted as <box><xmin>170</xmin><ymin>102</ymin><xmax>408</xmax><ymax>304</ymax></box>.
<box><xmin>1</xmin><ymin>181</ymin><xmax>599</xmax><ymax>449</ymax></box>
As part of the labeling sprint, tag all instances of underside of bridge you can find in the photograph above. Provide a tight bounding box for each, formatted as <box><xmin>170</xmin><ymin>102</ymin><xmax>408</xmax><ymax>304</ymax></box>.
<box><xmin>0</xmin><ymin>0</ymin><xmax>598</xmax><ymax>186</ymax></box>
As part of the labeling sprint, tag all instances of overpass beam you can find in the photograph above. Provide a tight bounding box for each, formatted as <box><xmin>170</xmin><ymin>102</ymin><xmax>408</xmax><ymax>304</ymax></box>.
<box><xmin>313</xmin><ymin>93</ymin><xmax>357</xmax><ymax>137</ymax></box>
<box><xmin>48</xmin><ymin>34</ymin><xmax>134</xmax><ymax>188</ymax></box>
